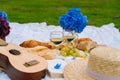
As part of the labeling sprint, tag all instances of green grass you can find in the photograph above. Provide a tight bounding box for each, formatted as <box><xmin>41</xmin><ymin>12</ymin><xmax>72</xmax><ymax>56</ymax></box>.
<box><xmin>0</xmin><ymin>0</ymin><xmax>120</xmax><ymax>29</ymax></box>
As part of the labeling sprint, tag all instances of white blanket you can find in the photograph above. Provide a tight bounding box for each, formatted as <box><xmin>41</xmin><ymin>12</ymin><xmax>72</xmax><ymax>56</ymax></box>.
<box><xmin>0</xmin><ymin>22</ymin><xmax>120</xmax><ymax>80</ymax></box>
<box><xmin>6</xmin><ymin>22</ymin><xmax>120</xmax><ymax>49</ymax></box>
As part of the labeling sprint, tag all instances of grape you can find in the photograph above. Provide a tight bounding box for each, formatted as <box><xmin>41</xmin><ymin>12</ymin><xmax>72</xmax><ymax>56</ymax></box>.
<box><xmin>69</xmin><ymin>50</ymin><xmax>74</xmax><ymax>54</ymax></box>
<box><xmin>60</xmin><ymin>45</ymin><xmax>87</xmax><ymax>58</ymax></box>
<box><xmin>60</xmin><ymin>50</ymin><xmax>67</xmax><ymax>57</ymax></box>
<box><xmin>74</xmin><ymin>52</ymin><xmax>80</xmax><ymax>57</ymax></box>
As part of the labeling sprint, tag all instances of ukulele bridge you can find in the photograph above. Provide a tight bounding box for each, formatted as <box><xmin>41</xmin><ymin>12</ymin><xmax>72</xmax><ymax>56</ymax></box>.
<box><xmin>24</xmin><ymin>60</ymin><xmax>39</xmax><ymax>67</ymax></box>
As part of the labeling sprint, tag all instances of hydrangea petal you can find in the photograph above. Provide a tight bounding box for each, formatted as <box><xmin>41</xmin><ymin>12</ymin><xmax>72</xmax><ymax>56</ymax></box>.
<box><xmin>59</xmin><ymin>8</ymin><xmax>88</xmax><ymax>33</ymax></box>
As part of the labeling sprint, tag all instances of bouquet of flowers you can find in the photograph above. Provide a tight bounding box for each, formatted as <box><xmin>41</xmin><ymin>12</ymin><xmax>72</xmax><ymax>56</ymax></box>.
<box><xmin>0</xmin><ymin>11</ymin><xmax>10</xmax><ymax>40</ymax></box>
<box><xmin>59</xmin><ymin>8</ymin><xmax>88</xmax><ymax>33</ymax></box>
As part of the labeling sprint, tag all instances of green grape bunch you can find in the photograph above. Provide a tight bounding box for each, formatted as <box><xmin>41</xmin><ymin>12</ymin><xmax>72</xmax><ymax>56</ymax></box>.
<box><xmin>60</xmin><ymin>46</ymin><xmax>87</xmax><ymax>58</ymax></box>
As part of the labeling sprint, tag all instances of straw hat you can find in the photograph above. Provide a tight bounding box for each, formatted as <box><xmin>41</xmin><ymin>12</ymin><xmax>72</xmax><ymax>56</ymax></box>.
<box><xmin>63</xmin><ymin>46</ymin><xmax>120</xmax><ymax>80</ymax></box>
<box><xmin>63</xmin><ymin>58</ymin><xmax>94</xmax><ymax>80</ymax></box>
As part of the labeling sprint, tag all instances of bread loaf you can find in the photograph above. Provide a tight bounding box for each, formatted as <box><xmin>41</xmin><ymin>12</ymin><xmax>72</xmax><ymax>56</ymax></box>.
<box><xmin>26</xmin><ymin>46</ymin><xmax>56</xmax><ymax>60</ymax></box>
<box><xmin>76</xmin><ymin>38</ymin><xmax>97</xmax><ymax>52</ymax></box>
<box><xmin>20</xmin><ymin>40</ymin><xmax>56</xmax><ymax>49</ymax></box>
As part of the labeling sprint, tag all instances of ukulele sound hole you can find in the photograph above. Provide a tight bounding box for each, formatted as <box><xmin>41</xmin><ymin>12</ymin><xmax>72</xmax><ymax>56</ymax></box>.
<box><xmin>9</xmin><ymin>49</ymin><xmax>21</xmax><ymax>55</ymax></box>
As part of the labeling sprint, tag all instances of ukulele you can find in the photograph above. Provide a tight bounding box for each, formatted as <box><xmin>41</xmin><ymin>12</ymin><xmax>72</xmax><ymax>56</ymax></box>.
<box><xmin>0</xmin><ymin>43</ymin><xmax>48</xmax><ymax>80</ymax></box>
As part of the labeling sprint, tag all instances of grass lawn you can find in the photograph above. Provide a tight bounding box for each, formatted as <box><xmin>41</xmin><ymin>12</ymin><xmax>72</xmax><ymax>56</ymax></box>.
<box><xmin>0</xmin><ymin>0</ymin><xmax>120</xmax><ymax>30</ymax></box>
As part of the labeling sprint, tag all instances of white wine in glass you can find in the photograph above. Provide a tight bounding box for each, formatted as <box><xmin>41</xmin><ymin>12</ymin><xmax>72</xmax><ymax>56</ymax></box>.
<box><xmin>50</xmin><ymin>38</ymin><xmax>63</xmax><ymax>45</ymax></box>
<box><xmin>50</xmin><ymin>31</ymin><xmax>63</xmax><ymax>45</ymax></box>
<box><xmin>50</xmin><ymin>31</ymin><xmax>64</xmax><ymax>57</ymax></box>
<box><xmin>64</xmin><ymin>31</ymin><xmax>75</xmax><ymax>43</ymax></box>
<box><xmin>65</xmin><ymin>36</ymin><xmax>75</xmax><ymax>43</ymax></box>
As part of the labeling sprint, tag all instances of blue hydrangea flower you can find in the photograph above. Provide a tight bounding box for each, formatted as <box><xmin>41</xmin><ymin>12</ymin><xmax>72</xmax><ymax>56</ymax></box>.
<box><xmin>59</xmin><ymin>8</ymin><xmax>88</xmax><ymax>33</ymax></box>
<box><xmin>0</xmin><ymin>11</ymin><xmax>8</xmax><ymax>22</ymax></box>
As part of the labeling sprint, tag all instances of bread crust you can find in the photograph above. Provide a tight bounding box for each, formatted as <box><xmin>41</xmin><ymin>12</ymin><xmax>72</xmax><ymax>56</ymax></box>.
<box><xmin>20</xmin><ymin>40</ymin><xmax>56</xmax><ymax>49</ymax></box>
<box><xmin>76</xmin><ymin>38</ymin><xmax>97</xmax><ymax>52</ymax></box>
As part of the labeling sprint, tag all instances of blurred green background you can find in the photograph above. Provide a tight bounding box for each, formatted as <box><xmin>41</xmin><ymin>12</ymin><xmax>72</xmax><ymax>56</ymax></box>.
<box><xmin>0</xmin><ymin>0</ymin><xmax>120</xmax><ymax>29</ymax></box>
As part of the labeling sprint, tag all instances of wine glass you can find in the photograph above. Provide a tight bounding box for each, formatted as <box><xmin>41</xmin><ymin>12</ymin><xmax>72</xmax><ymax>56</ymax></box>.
<box><xmin>50</xmin><ymin>31</ymin><xmax>64</xmax><ymax>57</ymax></box>
<box><xmin>64</xmin><ymin>31</ymin><xmax>76</xmax><ymax>44</ymax></box>
<box><xmin>64</xmin><ymin>31</ymin><xmax>79</xmax><ymax>49</ymax></box>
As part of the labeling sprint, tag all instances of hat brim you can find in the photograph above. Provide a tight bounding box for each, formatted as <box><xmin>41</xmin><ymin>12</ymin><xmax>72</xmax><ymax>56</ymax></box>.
<box><xmin>63</xmin><ymin>58</ymin><xmax>94</xmax><ymax>80</ymax></box>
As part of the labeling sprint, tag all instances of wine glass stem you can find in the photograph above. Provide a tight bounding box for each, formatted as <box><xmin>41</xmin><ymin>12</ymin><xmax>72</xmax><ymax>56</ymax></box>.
<box><xmin>67</xmin><ymin>41</ymin><xmax>72</xmax><ymax>47</ymax></box>
<box><xmin>56</xmin><ymin>45</ymin><xmax>60</xmax><ymax>57</ymax></box>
